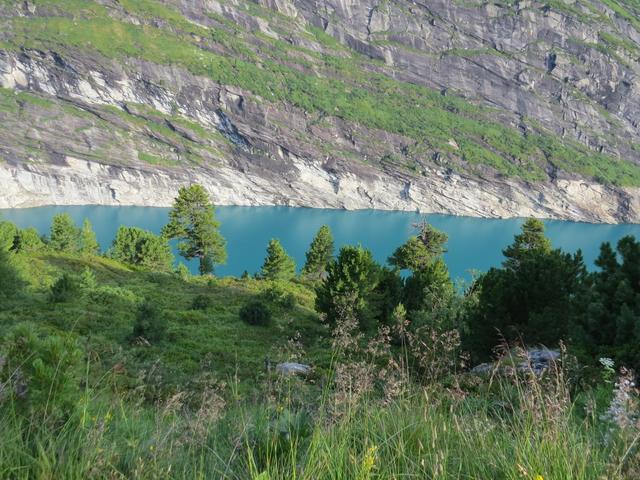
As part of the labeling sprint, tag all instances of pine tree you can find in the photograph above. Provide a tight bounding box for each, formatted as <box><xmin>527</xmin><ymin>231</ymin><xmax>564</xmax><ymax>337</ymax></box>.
<box><xmin>389</xmin><ymin>220</ymin><xmax>448</xmax><ymax>272</ymax></box>
<box><xmin>302</xmin><ymin>225</ymin><xmax>334</xmax><ymax>280</ymax></box>
<box><xmin>502</xmin><ymin>218</ymin><xmax>552</xmax><ymax>268</ymax></box>
<box><xmin>260</xmin><ymin>239</ymin><xmax>296</xmax><ymax>281</ymax></box>
<box><xmin>315</xmin><ymin>245</ymin><xmax>381</xmax><ymax>331</ymax></box>
<box><xmin>110</xmin><ymin>226</ymin><xmax>174</xmax><ymax>271</ymax></box>
<box><xmin>465</xmin><ymin>220</ymin><xmax>586</xmax><ymax>361</ymax></box>
<box><xmin>79</xmin><ymin>219</ymin><xmax>100</xmax><ymax>255</ymax></box>
<box><xmin>162</xmin><ymin>185</ymin><xmax>226</xmax><ymax>275</ymax></box>
<box><xmin>13</xmin><ymin>227</ymin><xmax>45</xmax><ymax>253</ymax></box>
<box><xmin>49</xmin><ymin>213</ymin><xmax>80</xmax><ymax>253</ymax></box>
<box><xmin>0</xmin><ymin>221</ymin><xmax>18</xmax><ymax>252</ymax></box>
<box><xmin>389</xmin><ymin>220</ymin><xmax>453</xmax><ymax>313</ymax></box>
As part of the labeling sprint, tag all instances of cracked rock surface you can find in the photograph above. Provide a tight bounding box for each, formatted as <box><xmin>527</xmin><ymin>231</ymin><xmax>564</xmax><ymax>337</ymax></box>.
<box><xmin>0</xmin><ymin>0</ymin><xmax>639</xmax><ymax>223</ymax></box>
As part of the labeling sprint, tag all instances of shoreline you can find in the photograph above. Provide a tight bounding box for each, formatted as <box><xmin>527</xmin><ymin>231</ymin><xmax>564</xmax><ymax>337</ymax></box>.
<box><xmin>1</xmin><ymin>159</ymin><xmax>638</xmax><ymax>225</ymax></box>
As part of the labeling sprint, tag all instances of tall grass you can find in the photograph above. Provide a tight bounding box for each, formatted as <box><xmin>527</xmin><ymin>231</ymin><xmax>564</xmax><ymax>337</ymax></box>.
<box><xmin>1</xmin><ymin>356</ymin><xmax>638</xmax><ymax>479</ymax></box>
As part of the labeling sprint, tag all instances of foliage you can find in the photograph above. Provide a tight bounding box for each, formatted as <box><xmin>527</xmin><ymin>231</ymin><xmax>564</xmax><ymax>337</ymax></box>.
<box><xmin>0</xmin><ymin>322</ymin><xmax>81</xmax><ymax>421</ymax></box>
<box><xmin>162</xmin><ymin>185</ymin><xmax>226</xmax><ymax>275</ymax></box>
<box><xmin>573</xmin><ymin>236</ymin><xmax>640</xmax><ymax>372</ymax></box>
<box><xmin>263</xmin><ymin>282</ymin><xmax>297</xmax><ymax>309</ymax></box>
<box><xmin>402</xmin><ymin>258</ymin><xmax>454</xmax><ymax>313</ymax></box>
<box><xmin>0</xmin><ymin>211</ymin><xmax>638</xmax><ymax>478</ymax></box>
<box><xmin>502</xmin><ymin>218</ymin><xmax>552</xmax><ymax>268</ymax></box>
<box><xmin>13</xmin><ymin>227</ymin><xmax>45</xmax><ymax>253</ymax></box>
<box><xmin>191</xmin><ymin>293</ymin><xmax>213</xmax><ymax>310</ymax></box>
<box><xmin>0</xmin><ymin>249</ymin><xmax>22</xmax><ymax>299</ymax></box>
<box><xmin>465</xmin><ymin>221</ymin><xmax>587</xmax><ymax>361</ymax></box>
<box><xmin>302</xmin><ymin>225</ymin><xmax>334</xmax><ymax>280</ymax></box>
<box><xmin>260</xmin><ymin>239</ymin><xmax>296</xmax><ymax>281</ymax></box>
<box><xmin>49</xmin><ymin>213</ymin><xmax>80</xmax><ymax>253</ymax></box>
<box><xmin>316</xmin><ymin>245</ymin><xmax>382</xmax><ymax>331</ymax></box>
<box><xmin>49</xmin><ymin>273</ymin><xmax>80</xmax><ymax>303</ymax></box>
<box><xmin>390</xmin><ymin>221</ymin><xmax>454</xmax><ymax>315</ymax></box>
<box><xmin>389</xmin><ymin>221</ymin><xmax>448</xmax><ymax>272</ymax></box>
<box><xmin>239</xmin><ymin>300</ymin><xmax>272</xmax><ymax>326</ymax></box>
<box><xmin>110</xmin><ymin>226</ymin><xmax>174</xmax><ymax>271</ymax></box>
<box><xmin>0</xmin><ymin>221</ymin><xmax>18</xmax><ymax>252</ymax></box>
<box><xmin>132</xmin><ymin>300</ymin><xmax>167</xmax><ymax>342</ymax></box>
<box><xmin>79</xmin><ymin>218</ymin><xmax>100</xmax><ymax>255</ymax></box>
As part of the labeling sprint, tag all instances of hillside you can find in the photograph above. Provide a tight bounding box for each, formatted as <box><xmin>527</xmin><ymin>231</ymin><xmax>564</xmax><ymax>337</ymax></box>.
<box><xmin>1</xmin><ymin>0</ymin><xmax>640</xmax><ymax>222</ymax></box>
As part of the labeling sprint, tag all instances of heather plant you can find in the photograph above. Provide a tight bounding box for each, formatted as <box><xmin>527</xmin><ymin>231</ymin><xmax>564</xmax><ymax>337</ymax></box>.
<box><xmin>191</xmin><ymin>293</ymin><xmax>213</xmax><ymax>310</ymax></box>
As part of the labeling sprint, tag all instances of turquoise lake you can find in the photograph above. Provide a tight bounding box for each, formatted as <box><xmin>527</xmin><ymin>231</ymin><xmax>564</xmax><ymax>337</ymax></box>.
<box><xmin>1</xmin><ymin>206</ymin><xmax>638</xmax><ymax>281</ymax></box>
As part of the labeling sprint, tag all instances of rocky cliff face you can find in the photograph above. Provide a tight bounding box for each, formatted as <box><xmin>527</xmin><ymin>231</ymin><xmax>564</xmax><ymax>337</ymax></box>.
<box><xmin>0</xmin><ymin>0</ymin><xmax>639</xmax><ymax>222</ymax></box>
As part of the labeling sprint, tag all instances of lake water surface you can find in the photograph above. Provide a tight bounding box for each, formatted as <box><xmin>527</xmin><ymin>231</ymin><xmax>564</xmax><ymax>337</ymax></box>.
<box><xmin>1</xmin><ymin>206</ymin><xmax>638</xmax><ymax>281</ymax></box>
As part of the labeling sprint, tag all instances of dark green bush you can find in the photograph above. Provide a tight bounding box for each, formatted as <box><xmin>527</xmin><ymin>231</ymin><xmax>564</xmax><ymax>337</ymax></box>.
<box><xmin>0</xmin><ymin>249</ymin><xmax>22</xmax><ymax>298</ymax></box>
<box><xmin>132</xmin><ymin>300</ymin><xmax>167</xmax><ymax>342</ymax></box>
<box><xmin>191</xmin><ymin>294</ymin><xmax>213</xmax><ymax>310</ymax></box>
<box><xmin>49</xmin><ymin>273</ymin><xmax>80</xmax><ymax>303</ymax></box>
<box><xmin>88</xmin><ymin>285</ymin><xmax>139</xmax><ymax>306</ymax></box>
<box><xmin>263</xmin><ymin>283</ymin><xmax>296</xmax><ymax>309</ymax></box>
<box><xmin>240</xmin><ymin>301</ymin><xmax>272</xmax><ymax>326</ymax></box>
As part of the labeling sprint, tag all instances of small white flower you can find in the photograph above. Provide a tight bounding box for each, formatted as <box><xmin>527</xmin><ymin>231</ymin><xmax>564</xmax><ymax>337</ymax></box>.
<box><xmin>599</xmin><ymin>357</ymin><xmax>615</xmax><ymax>369</ymax></box>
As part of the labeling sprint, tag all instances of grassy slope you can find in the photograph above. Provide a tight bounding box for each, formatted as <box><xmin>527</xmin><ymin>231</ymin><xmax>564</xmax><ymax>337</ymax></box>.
<box><xmin>0</xmin><ymin>249</ymin><xmax>634</xmax><ymax>479</ymax></box>
<box><xmin>0</xmin><ymin>252</ymin><xmax>327</xmax><ymax>393</ymax></box>
<box><xmin>2</xmin><ymin>0</ymin><xmax>640</xmax><ymax>185</ymax></box>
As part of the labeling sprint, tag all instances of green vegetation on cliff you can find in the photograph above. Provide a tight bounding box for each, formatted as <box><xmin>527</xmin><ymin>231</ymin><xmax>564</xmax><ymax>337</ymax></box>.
<box><xmin>2</xmin><ymin>0</ymin><xmax>640</xmax><ymax>185</ymax></box>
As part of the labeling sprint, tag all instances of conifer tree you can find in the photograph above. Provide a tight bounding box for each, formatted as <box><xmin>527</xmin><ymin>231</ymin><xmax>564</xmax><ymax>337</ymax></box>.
<box><xmin>49</xmin><ymin>213</ymin><xmax>80</xmax><ymax>253</ymax></box>
<box><xmin>315</xmin><ymin>245</ymin><xmax>381</xmax><ymax>331</ymax></box>
<box><xmin>13</xmin><ymin>228</ymin><xmax>45</xmax><ymax>253</ymax></box>
<box><xmin>260</xmin><ymin>239</ymin><xmax>296</xmax><ymax>281</ymax></box>
<box><xmin>110</xmin><ymin>226</ymin><xmax>174</xmax><ymax>271</ymax></box>
<box><xmin>162</xmin><ymin>185</ymin><xmax>226</xmax><ymax>275</ymax></box>
<box><xmin>79</xmin><ymin>219</ymin><xmax>100</xmax><ymax>255</ymax></box>
<box><xmin>302</xmin><ymin>225</ymin><xmax>334</xmax><ymax>280</ymax></box>
<box><xmin>0</xmin><ymin>221</ymin><xmax>18</xmax><ymax>252</ymax></box>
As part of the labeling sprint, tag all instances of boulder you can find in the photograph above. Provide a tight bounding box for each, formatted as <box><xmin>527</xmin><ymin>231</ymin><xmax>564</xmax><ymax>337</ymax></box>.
<box><xmin>275</xmin><ymin>362</ymin><xmax>311</xmax><ymax>376</ymax></box>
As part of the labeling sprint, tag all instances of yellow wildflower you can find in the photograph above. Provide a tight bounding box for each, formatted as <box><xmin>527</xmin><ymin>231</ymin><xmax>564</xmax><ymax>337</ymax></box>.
<box><xmin>358</xmin><ymin>445</ymin><xmax>378</xmax><ymax>479</ymax></box>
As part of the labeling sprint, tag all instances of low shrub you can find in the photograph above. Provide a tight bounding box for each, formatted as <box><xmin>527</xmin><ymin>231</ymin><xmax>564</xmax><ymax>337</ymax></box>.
<box><xmin>132</xmin><ymin>300</ymin><xmax>167</xmax><ymax>342</ymax></box>
<box><xmin>49</xmin><ymin>273</ymin><xmax>80</xmax><ymax>303</ymax></box>
<box><xmin>191</xmin><ymin>294</ymin><xmax>213</xmax><ymax>310</ymax></box>
<box><xmin>88</xmin><ymin>285</ymin><xmax>139</xmax><ymax>305</ymax></box>
<box><xmin>263</xmin><ymin>282</ymin><xmax>296</xmax><ymax>309</ymax></box>
<box><xmin>239</xmin><ymin>301</ymin><xmax>272</xmax><ymax>326</ymax></box>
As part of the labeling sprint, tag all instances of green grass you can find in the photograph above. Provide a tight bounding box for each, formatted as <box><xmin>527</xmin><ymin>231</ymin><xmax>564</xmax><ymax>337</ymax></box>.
<box><xmin>1</xmin><ymin>383</ymin><xmax>629</xmax><ymax>479</ymax></box>
<box><xmin>0</xmin><ymin>245</ymin><xmax>635</xmax><ymax>479</ymax></box>
<box><xmin>0</xmin><ymin>252</ymin><xmax>324</xmax><ymax>387</ymax></box>
<box><xmin>3</xmin><ymin>2</ymin><xmax>640</xmax><ymax>185</ymax></box>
